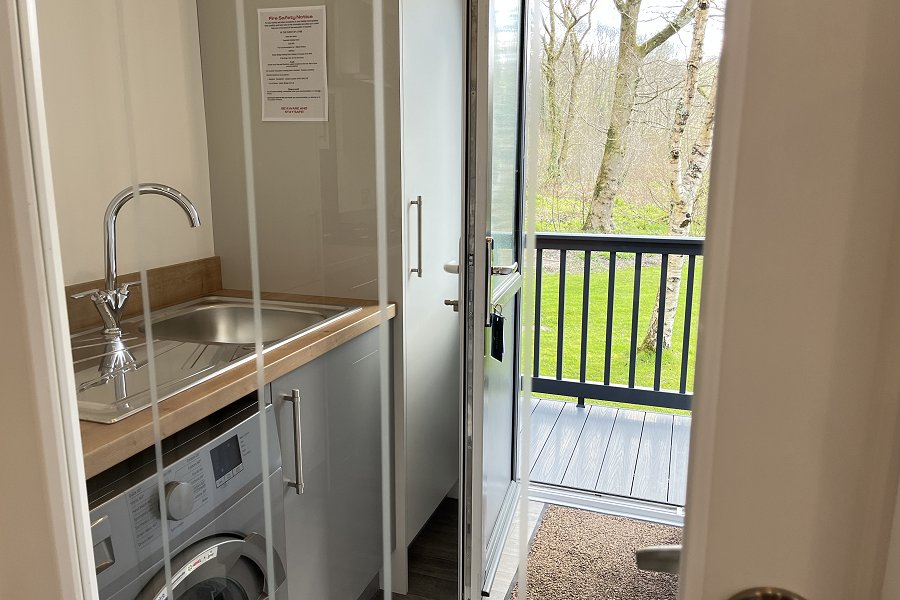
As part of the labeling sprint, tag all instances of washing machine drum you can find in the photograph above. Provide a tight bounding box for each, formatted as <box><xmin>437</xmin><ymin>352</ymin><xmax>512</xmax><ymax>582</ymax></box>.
<box><xmin>136</xmin><ymin>533</ymin><xmax>285</xmax><ymax>600</ymax></box>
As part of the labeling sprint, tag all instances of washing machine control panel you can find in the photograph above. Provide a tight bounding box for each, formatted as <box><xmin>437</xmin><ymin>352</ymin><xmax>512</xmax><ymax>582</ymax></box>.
<box><xmin>89</xmin><ymin>404</ymin><xmax>281</xmax><ymax>594</ymax></box>
<box><xmin>210</xmin><ymin>434</ymin><xmax>244</xmax><ymax>488</ymax></box>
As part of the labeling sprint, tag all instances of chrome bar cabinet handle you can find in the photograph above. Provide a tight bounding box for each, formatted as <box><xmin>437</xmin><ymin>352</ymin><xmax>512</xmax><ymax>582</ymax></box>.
<box><xmin>410</xmin><ymin>196</ymin><xmax>423</xmax><ymax>277</ymax></box>
<box><xmin>283</xmin><ymin>389</ymin><xmax>305</xmax><ymax>494</ymax></box>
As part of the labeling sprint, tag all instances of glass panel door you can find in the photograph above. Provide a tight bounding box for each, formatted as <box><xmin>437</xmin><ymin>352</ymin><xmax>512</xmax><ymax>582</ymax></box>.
<box><xmin>461</xmin><ymin>0</ymin><xmax>534</xmax><ymax>597</ymax></box>
<box><xmin>28</xmin><ymin>0</ymin><xmax>394</xmax><ymax>598</ymax></box>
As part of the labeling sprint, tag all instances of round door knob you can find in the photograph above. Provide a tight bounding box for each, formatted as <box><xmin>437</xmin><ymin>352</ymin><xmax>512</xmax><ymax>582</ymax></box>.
<box><xmin>729</xmin><ymin>589</ymin><xmax>807</xmax><ymax>600</ymax></box>
<box><xmin>163</xmin><ymin>481</ymin><xmax>195</xmax><ymax>521</ymax></box>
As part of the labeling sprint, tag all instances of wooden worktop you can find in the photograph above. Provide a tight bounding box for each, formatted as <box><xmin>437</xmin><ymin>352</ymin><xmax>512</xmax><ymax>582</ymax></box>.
<box><xmin>79</xmin><ymin>289</ymin><xmax>395</xmax><ymax>478</ymax></box>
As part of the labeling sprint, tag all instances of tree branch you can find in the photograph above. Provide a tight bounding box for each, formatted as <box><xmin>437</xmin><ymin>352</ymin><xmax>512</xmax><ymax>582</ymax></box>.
<box><xmin>638</xmin><ymin>0</ymin><xmax>698</xmax><ymax>57</ymax></box>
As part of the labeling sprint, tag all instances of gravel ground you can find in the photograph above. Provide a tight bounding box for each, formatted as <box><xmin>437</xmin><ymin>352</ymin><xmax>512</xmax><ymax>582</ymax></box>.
<box><xmin>509</xmin><ymin>506</ymin><xmax>681</xmax><ymax>600</ymax></box>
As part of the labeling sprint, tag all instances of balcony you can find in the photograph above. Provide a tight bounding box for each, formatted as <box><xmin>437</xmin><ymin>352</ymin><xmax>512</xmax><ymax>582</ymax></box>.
<box><xmin>525</xmin><ymin>233</ymin><xmax>703</xmax><ymax>521</ymax></box>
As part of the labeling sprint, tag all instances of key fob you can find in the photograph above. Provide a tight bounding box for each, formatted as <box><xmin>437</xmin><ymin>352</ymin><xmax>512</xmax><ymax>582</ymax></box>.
<box><xmin>490</xmin><ymin>312</ymin><xmax>505</xmax><ymax>362</ymax></box>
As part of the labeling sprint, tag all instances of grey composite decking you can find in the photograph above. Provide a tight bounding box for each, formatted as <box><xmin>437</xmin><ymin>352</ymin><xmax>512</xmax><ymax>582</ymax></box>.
<box><xmin>526</xmin><ymin>397</ymin><xmax>691</xmax><ymax>506</ymax></box>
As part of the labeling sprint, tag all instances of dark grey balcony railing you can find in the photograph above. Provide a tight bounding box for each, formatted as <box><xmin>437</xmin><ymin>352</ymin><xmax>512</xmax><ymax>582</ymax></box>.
<box><xmin>531</xmin><ymin>233</ymin><xmax>704</xmax><ymax>412</ymax></box>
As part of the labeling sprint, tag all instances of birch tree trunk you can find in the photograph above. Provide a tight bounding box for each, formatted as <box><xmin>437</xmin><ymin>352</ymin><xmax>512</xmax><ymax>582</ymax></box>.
<box><xmin>642</xmin><ymin>3</ymin><xmax>716</xmax><ymax>352</ymax></box>
<box><xmin>585</xmin><ymin>0</ymin><xmax>698</xmax><ymax>232</ymax></box>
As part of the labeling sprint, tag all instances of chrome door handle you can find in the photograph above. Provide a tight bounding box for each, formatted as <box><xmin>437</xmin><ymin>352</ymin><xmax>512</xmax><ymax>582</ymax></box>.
<box><xmin>410</xmin><ymin>196</ymin><xmax>423</xmax><ymax>278</ymax></box>
<box><xmin>491</xmin><ymin>262</ymin><xmax>518</xmax><ymax>275</ymax></box>
<box><xmin>484</xmin><ymin>237</ymin><xmax>494</xmax><ymax>326</ymax></box>
<box><xmin>635</xmin><ymin>545</ymin><xmax>681</xmax><ymax>574</ymax></box>
<box><xmin>728</xmin><ymin>589</ymin><xmax>807</xmax><ymax>600</ymax></box>
<box><xmin>444</xmin><ymin>260</ymin><xmax>460</xmax><ymax>312</ymax></box>
<box><xmin>282</xmin><ymin>389</ymin><xmax>305</xmax><ymax>494</ymax></box>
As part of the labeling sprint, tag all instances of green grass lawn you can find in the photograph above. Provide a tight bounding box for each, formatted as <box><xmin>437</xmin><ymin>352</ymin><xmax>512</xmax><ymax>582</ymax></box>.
<box><xmin>529</xmin><ymin>258</ymin><xmax>702</xmax><ymax>416</ymax></box>
<box><xmin>535</xmin><ymin>195</ymin><xmax>707</xmax><ymax>237</ymax></box>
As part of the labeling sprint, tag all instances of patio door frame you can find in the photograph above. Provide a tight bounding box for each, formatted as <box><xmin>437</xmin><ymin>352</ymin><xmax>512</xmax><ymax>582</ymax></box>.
<box><xmin>459</xmin><ymin>0</ymin><xmax>530</xmax><ymax>597</ymax></box>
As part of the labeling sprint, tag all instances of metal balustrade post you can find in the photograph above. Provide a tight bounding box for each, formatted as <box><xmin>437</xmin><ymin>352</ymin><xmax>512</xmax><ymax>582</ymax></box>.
<box><xmin>654</xmin><ymin>254</ymin><xmax>669</xmax><ymax>391</ymax></box>
<box><xmin>629</xmin><ymin>253</ymin><xmax>642</xmax><ymax>389</ymax></box>
<box><xmin>679</xmin><ymin>255</ymin><xmax>697</xmax><ymax>394</ymax></box>
<box><xmin>556</xmin><ymin>251</ymin><xmax>567</xmax><ymax>381</ymax></box>
<box><xmin>604</xmin><ymin>251</ymin><xmax>616</xmax><ymax>385</ymax></box>
<box><xmin>534</xmin><ymin>249</ymin><xmax>543</xmax><ymax>378</ymax></box>
<box><xmin>578</xmin><ymin>251</ymin><xmax>591</xmax><ymax>408</ymax></box>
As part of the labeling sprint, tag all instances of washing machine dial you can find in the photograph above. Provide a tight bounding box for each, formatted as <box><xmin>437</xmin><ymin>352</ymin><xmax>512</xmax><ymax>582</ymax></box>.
<box><xmin>162</xmin><ymin>481</ymin><xmax>195</xmax><ymax>521</ymax></box>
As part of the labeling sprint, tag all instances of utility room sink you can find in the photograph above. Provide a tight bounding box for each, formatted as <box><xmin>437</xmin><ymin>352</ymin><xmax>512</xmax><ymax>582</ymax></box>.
<box><xmin>73</xmin><ymin>296</ymin><xmax>361</xmax><ymax>422</ymax></box>
<box><xmin>140</xmin><ymin>298</ymin><xmax>355</xmax><ymax>345</ymax></box>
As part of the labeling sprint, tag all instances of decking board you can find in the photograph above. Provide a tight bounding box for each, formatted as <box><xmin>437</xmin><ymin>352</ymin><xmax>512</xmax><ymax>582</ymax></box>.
<box><xmin>530</xmin><ymin>403</ymin><xmax>590</xmax><ymax>485</ymax></box>
<box><xmin>595</xmin><ymin>409</ymin><xmax>645</xmax><ymax>496</ymax></box>
<box><xmin>528</xmin><ymin>399</ymin><xmax>565</xmax><ymax>470</ymax></box>
<box><xmin>559</xmin><ymin>406</ymin><xmax>617</xmax><ymax>490</ymax></box>
<box><xmin>668</xmin><ymin>415</ymin><xmax>691</xmax><ymax>505</ymax></box>
<box><xmin>631</xmin><ymin>412</ymin><xmax>674</xmax><ymax>502</ymax></box>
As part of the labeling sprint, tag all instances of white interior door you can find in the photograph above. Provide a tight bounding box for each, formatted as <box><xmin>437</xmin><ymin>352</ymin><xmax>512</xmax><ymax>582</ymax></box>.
<box><xmin>401</xmin><ymin>0</ymin><xmax>465</xmax><ymax>547</ymax></box>
<box><xmin>460</xmin><ymin>0</ymin><xmax>527</xmax><ymax>597</ymax></box>
<box><xmin>680</xmin><ymin>2</ymin><xmax>900</xmax><ymax>599</ymax></box>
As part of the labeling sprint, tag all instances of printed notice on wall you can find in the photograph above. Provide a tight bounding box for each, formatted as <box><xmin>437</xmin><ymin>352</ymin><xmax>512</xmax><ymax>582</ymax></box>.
<box><xmin>258</xmin><ymin>6</ymin><xmax>328</xmax><ymax>121</ymax></box>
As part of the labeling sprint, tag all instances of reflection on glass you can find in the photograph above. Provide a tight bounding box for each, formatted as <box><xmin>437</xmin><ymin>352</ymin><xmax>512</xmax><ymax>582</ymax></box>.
<box><xmin>182</xmin><ymin>578</ymin><xmax>251</xmax><ymax>600</ymax></box>
<box><xmin>489</xmin><ymin>0</ymin><xmax>524</xmax><ymax>284</ymax></box>
<box><xmin>46</xmin><ymin>0</ymin><xmax>389</xmax><ymax>597</ymax></box>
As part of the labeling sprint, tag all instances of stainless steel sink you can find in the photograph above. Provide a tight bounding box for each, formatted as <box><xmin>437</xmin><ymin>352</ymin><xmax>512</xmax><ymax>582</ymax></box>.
<box><xmin>142</xmin><ymin>302</ymin><xmax>346</xmax><ymax>345</ymax></box>
<box><xmin>74</xmin><ymin>296</ymin><xmax>361</xmax><ymax>423</ymax></box>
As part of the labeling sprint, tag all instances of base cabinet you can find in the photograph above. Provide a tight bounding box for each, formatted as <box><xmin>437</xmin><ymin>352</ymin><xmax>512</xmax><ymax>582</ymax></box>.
<box><xmin>271</xmin><ymin>329</ymin><xmax>384</xmax><ymax>600</ymax></box>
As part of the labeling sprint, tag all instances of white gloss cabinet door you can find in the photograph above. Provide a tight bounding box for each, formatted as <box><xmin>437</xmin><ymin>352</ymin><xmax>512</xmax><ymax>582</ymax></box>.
<box><xmin>400</xmin><ymin>0</ymin><xmax>465</xmax><ymax>544</ymax></box>
<box><xmin>271</xmin><ymin>329</ymin><xmax>382</xmax><ymax>600</ymax></box>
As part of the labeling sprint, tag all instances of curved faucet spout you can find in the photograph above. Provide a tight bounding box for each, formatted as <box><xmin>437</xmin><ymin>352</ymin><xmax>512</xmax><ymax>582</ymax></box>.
<box><xmin>104</xmin><ymin>183</ymin><xmax>201</xmax><ymax>291</ymax></box>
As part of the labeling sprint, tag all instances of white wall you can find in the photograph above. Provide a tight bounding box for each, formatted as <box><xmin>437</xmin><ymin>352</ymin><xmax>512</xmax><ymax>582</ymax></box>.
<box><xmin>36</xmin><ymin>0</ymin><xmax>215</xmax><ymax>286</ymax></box>
<box><xmin>682</xmin><ymin>1</ymin><xmax>900</xmax><ymax>598</ymax></box>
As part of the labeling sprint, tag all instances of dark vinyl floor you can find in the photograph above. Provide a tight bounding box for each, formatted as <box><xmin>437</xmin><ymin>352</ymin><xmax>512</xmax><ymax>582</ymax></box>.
<box><xmin>377</xmin><ymin>498</ymin><xmax>459</xmax><ymax>600</ymax></box>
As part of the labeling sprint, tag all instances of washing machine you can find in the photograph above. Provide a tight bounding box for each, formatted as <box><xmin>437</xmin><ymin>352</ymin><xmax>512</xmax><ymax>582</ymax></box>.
<box><xmin>88</xmin><ymin>398</ymin><xmax>287</xmax><ymax>599</ymax></box>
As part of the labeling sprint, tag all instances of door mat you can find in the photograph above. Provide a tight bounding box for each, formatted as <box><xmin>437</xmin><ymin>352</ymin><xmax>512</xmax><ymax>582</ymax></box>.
<box><xmin>509</xmin><ymin>505</ymin><xmax>682</xmax><ymax>600</ymax></box>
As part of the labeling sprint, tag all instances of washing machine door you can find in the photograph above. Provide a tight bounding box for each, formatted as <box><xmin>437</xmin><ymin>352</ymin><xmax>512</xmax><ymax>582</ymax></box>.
<box><xmin>137</xmin><ymin>533</ymin><xmax>285</xmax><ymax>600</ymax></box>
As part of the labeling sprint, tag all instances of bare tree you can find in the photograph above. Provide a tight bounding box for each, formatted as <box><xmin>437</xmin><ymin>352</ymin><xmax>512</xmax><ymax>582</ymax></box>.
<box><xmin>542</xmin><ymin>0</ymin><xmax>596</xmax><ymax>187</ymax></box>
<box><xmin>584</xmin><ymin>0</ymin><xmax>698</xmax><ymax>232</ymax></box>
<box><xmin>558</xmin><ymin>2</ymin><xmax>596</xmax><ymax>172</ymax></box>
<box><xmin>642</xmin><ymin>1</ymin><xmax>717</xmax><ymax>351</ymax></box>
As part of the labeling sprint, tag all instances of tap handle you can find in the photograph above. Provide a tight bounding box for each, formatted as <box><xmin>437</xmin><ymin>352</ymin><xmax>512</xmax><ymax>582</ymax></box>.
<box><xmin>71</xmin><ymin>288</ymin><xmax>101</xmax><ymax>301</ymax></box>
<box><xmin>119</xmin><ymin>280</ymin><xmax>142</xmax><ymax>294</ymax></box>
<box><xmin>70</xmin><ymin>279</ymin><xmax>141</xmax><ymax>301</ymax></box>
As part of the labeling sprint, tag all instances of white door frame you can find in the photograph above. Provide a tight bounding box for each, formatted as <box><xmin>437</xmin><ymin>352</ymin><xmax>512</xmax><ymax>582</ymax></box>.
<box><xmin>0</xmin><ymin>0</ymin><xmax>96</xmax><ymax>597</ymax></box>
<box><xmin>677</xmin><ymin>0</ymin><xmax>751</xmax><ymax>594</ymax></box>
<box><xmin>681</xmin><ymin>1</ymin><xmax>900</xmax><ymax>598</ymax></box>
